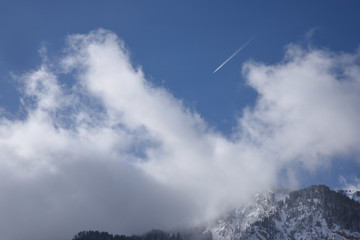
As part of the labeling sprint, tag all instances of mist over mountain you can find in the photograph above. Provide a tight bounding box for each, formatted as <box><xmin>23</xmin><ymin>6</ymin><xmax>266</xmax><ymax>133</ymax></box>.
<box><xmin>72</xmin><ymin>185</ymin><xmax>360</xmax><ymax>240</ymax></box>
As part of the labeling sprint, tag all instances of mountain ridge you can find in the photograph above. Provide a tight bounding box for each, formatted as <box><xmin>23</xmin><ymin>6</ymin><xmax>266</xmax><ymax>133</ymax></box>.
<box><xmin>72</xmin><ymin>185</ymin><xmax>360</xmax><ymax>240</ymax></box>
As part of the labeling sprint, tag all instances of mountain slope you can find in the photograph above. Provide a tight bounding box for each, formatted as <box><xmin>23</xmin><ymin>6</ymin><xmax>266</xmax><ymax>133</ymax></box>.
<box><xmin>211</xmin><ymin>185</ymin><xmax>360</xmax><ymax>240</ymax></box>
<box><xmin>72</xmin><ymin>185</ymin><xmax>360</xmax><ymax>240</ymax></box>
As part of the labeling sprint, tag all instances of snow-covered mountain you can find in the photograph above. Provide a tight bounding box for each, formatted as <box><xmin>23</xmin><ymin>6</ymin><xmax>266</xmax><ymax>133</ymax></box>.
<box><xmin>73</xmin><ymin>185</ymin><xmax>360</xmax><ymax>240</ymax></box>
<box><xmin>209</xmin><ymin>185</ymin><xmax>360</xmax><ymax>240</ymax></box>
<box><xmin>209</xmin><ymin>190</ymin><xmax>287</xmax><ymax>240</ymax></box>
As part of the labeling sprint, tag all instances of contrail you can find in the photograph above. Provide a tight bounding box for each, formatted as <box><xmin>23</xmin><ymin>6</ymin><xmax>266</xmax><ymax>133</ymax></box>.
<box><xmin>213</xmin><ymin>35</ymin><xmax>256</xmax><ymax>73</ymax></box>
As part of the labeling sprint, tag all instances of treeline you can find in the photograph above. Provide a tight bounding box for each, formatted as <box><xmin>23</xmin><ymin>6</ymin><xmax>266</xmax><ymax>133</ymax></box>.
<box><xmin>73</xmin><ymin>231</ymin><xmax>141</xmax><ymax>240</ymax></box>
<box><xmin>73</xmin><ymin>228</ymin><xmax>212</xmax><ymax>240</ymax></box>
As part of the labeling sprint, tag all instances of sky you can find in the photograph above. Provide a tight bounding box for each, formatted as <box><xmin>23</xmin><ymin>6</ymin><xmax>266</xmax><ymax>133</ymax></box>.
<box><xmin>1</xmin><ymin>1</ymin><xmax>360</xmax><ymax>240</ymax></box>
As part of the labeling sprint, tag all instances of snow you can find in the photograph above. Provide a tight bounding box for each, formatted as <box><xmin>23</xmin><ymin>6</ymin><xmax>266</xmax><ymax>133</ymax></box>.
<box><xmin>208</xmin><ymin>186</ymin><xmax>360</xmax><ymax>240</ymax></box>
<box><xmin>338</xmin><ymin>189</ymin><xmax>360</xmax><ymax>202</ymax></box>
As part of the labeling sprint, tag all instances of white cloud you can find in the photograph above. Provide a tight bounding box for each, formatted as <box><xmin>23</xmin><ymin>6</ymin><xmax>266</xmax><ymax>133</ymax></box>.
<box><xmin>241</xmin><ymin>45</ymin><xmax>360</xmax><ymax>170</ymax></box>
<box><xmin>0</xmin><ymin>29</ymin><xmax>360</xmax><ymax>240</ymax></box>
<box><xmin>339</xmin><ymin>176</ymin><xmax>360</xmax><ymax>192</ymax></box>
<box><xmin>339</xmin><ymin>175</ymin><xmax>360</xmax><ymax>193</ymax></box>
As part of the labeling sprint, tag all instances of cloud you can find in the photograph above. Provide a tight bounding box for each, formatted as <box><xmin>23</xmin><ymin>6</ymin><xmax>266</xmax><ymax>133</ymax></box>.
<box><xmin>0</xmin><ymin>29</ymin><xmax>360</xmax><ymax>240</ymax></box>
<box><xmin>339</xmin><ymin>176</ymin><xmax>360</xmax><ymax>191</ymax></box>
<box><xmin>241</xmin><ymin>44</ymin><xmax>360</xmax><ymax>171</ymax></box>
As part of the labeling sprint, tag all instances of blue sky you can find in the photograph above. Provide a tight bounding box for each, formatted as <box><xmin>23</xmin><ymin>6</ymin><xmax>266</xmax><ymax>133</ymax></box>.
<box><xmin>2</xmin><ymin>1</ymin><xmax>359</xmax><ymax>131</ymax></box>
<box><xmin>1</xmin><ymin>1</ymin><xmax>360</xmax><ymax>239</ymax></box>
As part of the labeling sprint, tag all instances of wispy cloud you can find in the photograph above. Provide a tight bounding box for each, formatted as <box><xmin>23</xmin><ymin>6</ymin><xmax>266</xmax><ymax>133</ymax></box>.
<box><xmin>213</xmin><ymin>35</ymin><xmax>255</xmax><ymax>73</ymax></box>
<box><xmin>1</xmin><ymin>29</ymin><xmax>360</xmax><ymax>240</ymax></box>
<box><xmin>339</xmin><ymin>176</ymin><xmax>360</xmax><ymax>191</ymax></box>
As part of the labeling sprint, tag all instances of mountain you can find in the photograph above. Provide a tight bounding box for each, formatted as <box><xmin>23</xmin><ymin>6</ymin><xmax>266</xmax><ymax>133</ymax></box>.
<box><xmin>337</xmin><ymin>189</ymin><xmax>360</xmax><ymax>203</ymax></box>
<box><xmin>211</xmin><ymin>185</ymin><xmax>360</xmax><ymax>240</ymax></box>
<box><xmin>72</xmin><ymin>185</ymin><xmax>360</xmax><ymax>240</ymax></box>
